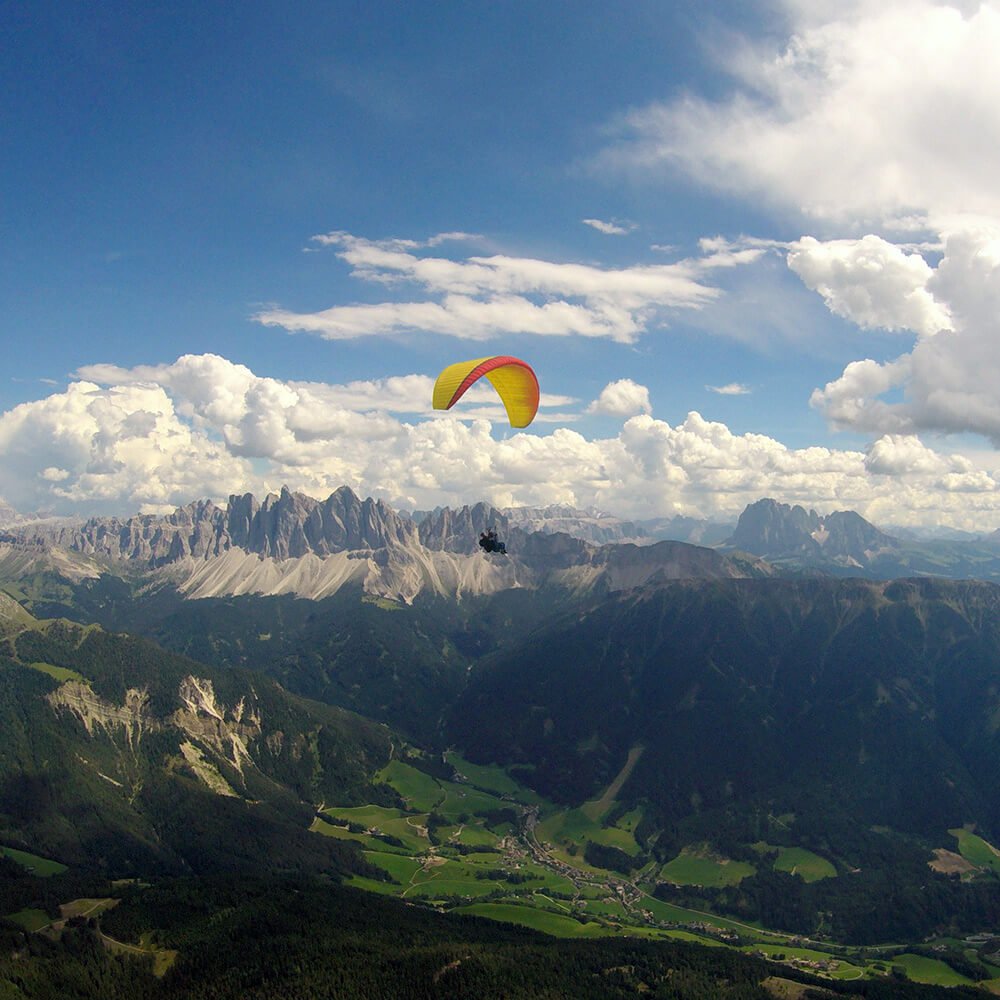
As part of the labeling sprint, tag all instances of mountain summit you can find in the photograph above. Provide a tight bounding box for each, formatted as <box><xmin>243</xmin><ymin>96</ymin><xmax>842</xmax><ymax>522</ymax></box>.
<box><xmin>728</xmin><ymin>497</ymin><xmax>898</xmax><ymax>568</ymax></box>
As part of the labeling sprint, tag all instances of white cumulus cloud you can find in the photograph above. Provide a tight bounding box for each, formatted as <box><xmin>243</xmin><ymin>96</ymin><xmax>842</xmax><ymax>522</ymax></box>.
<box><xmin>582</xmin><ymin>218</ymin><xmax>635</xmax><ymax>235</ymax></box>
<box><xmin>788</xmin><ymin>235</ymin><xmax>952</xmax><ymax>336</ymax></box>
<box><xmin>810</xmin><ymin>228</ymin><xmax>1000</xmax><ymax>444</ymax></box>
<box><xmin>603</xmin><ymin>1</ymin><xmax>1000</xmax><ymax>230</ymax></box>
<box><xmin>2</xmin><ymin>354</ymin><xmax>999</xmax><ymax>530</ymax></box>
<box><xmin>587</xmin><ymin>379</ymin><xmax>653</xmax><ymax>417</ymax></box>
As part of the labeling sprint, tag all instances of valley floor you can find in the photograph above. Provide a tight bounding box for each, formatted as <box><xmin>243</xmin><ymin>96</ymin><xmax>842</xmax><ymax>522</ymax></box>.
<box><xmin>309</xmin><ymin>750</ymin><xmax>1000</xmax><ymax>992</ymax></box>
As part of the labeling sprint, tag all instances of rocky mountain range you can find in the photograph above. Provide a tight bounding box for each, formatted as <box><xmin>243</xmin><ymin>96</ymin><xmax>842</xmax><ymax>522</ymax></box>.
<box><xmin>0</xmin><ymin>486</ymin><xmax>769</xmax><ymax>604</ymax></box>
<box><xmin>6</xmin><ymin>488</ymin><xmax>1000</xmax><ymax>611</ymax></box>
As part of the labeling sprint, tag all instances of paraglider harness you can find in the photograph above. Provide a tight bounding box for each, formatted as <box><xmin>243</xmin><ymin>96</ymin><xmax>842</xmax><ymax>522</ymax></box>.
<box><xmin>478</xmin><ymin>528</ymin><xmax>507</xmax><ymax>555</ymax></box>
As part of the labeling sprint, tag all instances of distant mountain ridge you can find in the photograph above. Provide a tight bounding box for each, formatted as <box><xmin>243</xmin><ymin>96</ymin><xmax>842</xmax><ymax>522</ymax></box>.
<box><xmin>723</xmin><ymin>497</ymin><xmax>1000</xmax><ymax>580</ymax></box>
<box><xmin>1</xmin><ymin>487</ymin><xmax>769</xmax><ymax>603</ymax></box>
<box><xmin>8</xmin><ymin>489</ymin><xmax>1000</xmax><ymax>606</ymax></box>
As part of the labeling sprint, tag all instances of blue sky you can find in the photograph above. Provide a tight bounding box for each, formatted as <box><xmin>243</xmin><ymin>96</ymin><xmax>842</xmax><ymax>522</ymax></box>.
<box><xmin>4</xmin><ymin>1</ymin><xmax>1000</xmax><ymax>528</ymax></box>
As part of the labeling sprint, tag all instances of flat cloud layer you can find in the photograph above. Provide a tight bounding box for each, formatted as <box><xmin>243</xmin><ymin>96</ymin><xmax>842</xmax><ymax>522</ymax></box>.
<box><xmin>1</xmin><ymin>353</ymin><xmax>998</xmax><ymax>529</ymax></box>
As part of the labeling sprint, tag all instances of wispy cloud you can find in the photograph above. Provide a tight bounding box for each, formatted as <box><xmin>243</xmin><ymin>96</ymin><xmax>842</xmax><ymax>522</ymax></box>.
<box><xmin>254</xmin><ymin>230</ymin><xmax>725</xmax><ymax>344</ymax></box>
<box><xmin>707</xmin><ymin>383</ymin><xmax>751</xmax><ymax>395</ymax></box>
<box><xmin>582</xmin><ymin>218</ymin><xmax>635</xmax><ymax>235</ymax></box>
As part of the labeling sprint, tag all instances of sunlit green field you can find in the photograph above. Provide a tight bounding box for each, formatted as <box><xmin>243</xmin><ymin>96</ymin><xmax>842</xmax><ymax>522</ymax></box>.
<box><xmin>536</xmin><ymin>805</ymin><xmax>642</xmax><ymax>866</ymax></box>
<box><xmin>376</xmin><ymin>760</ymin><xmax>443</xmax><ymax>812</ymax></box>
<box><xmin>949</xmin><ymin>827</ymin><xmax>1000</xmax><ymax>875</ymax></box>
<box><xmin>319</xmin><ymin>804</ymin><xmax>430</xmax><ymax>853</ymax></box>
<box><xmin>752</xmin><ymin>842</ymin><xmax>837</xmax><ymax>882</ymax></box>
<box><xmin>454</xmin><ymin>902</ymin><xmax>607</xmax><ymax>938</ymax></box>
<box><xmin>2</xmin><ymin>847</ymin><xmax>68</xmax><ymax>877</ymax></box>
<box><xmin>659</xmin><ymin>846</ymin><xmax>755</xmax><ymax>887</ymax></box>
<box><xmin>771</xmin><ymin>847</ymin><xmax>837</xmax><ymax>882</ymax></box>
<box><xmin>26</xmin><ymin>661</ymin><xmax>85</xmax><ymax>684</ymax></box>
<box><xmin>892</xmin><ymin>953</ymin><xmax>974</xmax><ymax>986</ymax></box>
<box><xmin>445</xmin><ymin>752</ymin><xmax>526</xmax><ymax>797</ymax></box>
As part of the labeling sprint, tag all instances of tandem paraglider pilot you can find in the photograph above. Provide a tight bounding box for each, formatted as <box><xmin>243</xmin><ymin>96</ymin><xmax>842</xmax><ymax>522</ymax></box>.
<box><xmin>478</xmin><ymin>529</ymin><xmax>506</xmax><ymax>555</ymax></box>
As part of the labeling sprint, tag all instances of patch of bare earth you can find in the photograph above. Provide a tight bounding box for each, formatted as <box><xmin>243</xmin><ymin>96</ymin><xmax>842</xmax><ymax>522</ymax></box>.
<box><xmin>762</xmin><ymin>976</ymin><xmax>836</xmax><ymax>998</ymax></box>
<box><xmin>929</xmin><ymin>848</ymin><xmax>976</xmax><ymax>875</ymax></box>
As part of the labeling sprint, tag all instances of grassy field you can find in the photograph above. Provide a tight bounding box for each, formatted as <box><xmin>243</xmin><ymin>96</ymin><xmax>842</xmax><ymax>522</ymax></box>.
<box><xmin>27</xmin><ymin>661</ymin><xmax>86</xmax><ymax>684</ymax></box>
<box><xmin>892</xmin><ymin>953</ymin><xmax>975</xmax><ymax>986</ymax></box>
<box><xmin>950</xmin><ymin>827</ymin><xmax>1000</xmax><ymax>875</ymax></box>
<box><xmin>60</xmin><ymin>898</ymin><xmax>118</xmax><ymax>920</ymax></box>
<box><xmin>752</xmin><ymin>842</ymin><xmax>836</xmax><ymax>882</ymax></box>
<box><xmin>746</xmin><ymin>942</ymin><xmax>863</xmax><ymax>979</ymax></box>
<box><xmin>364</xmin><ymin>850</ymin><xmax>424</xmax><ymax>885</ymax></box>
<box><xmin>537</xmin><ymin>805</ymin><xmax>642</xmax><ymax>867</ymax></box>
<box><xmin>6</xmin><ymin>908</ymin><xmax>51</xmax><ymax>931</ymax></box>
<box><xmin>454</xmin><ymin>902</ymin><xmax>607</xmax><ymax>938</ymax></box>
<box><xmin>446</xmin><ymin>823</ymin><xmax>499</xmax><ymax>847</ymax></box>
<box><xmin>445</xmin><ymin>752</ymin><xmax>525</xmax><ymax>797</ymax></box>
<box><xmin>376</xmin><ymin>760</ymin><xmax>443</xmax><ymax>812</ymax></box>
<box><xmin>771</xmin><ymin>847</ymin><xmax>837</xmax><ymax>882</ymax></box>
<box><xmin>2</xmin><ymin>846</ymin><xmax>68</xmax><ymax>877</ymax></box>
<box><xmin>319</xmin><ymin>805</ymin><xmax>430</xmax><ymax>853</ymax></box>
<box><xmin>659</xmin><ymin>845</ymin><xmax>755</xmax><ymax>888</ymax></box>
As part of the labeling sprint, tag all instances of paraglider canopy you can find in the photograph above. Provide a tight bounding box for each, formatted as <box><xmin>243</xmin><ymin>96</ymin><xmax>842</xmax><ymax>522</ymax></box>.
<box><xmin>432</xmin><ymin>356</ymin><xmax>539</xmax><ymax>428</ymax></box>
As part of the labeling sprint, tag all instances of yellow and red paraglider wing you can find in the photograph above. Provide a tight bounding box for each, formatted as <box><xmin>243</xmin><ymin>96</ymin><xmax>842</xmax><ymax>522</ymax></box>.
<box><xmin>432</xmin><ymin>356</ymin><xmax>539</xmax><ymax>428</ymax></box>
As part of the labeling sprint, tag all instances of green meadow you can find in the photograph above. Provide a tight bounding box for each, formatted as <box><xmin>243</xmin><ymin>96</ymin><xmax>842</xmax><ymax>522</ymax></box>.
<box><xmin>772</xmin><ymin>847</ymin><xmax>836</xmax><ymax>882</ymax></box>
<box><xmin>949</xmin><ymin>827</ymin><xmax>1000</xmax><ymax>874</ymax></box>
<box><xmin>445</xmin><ymin>752</ymin><xmax>525</xmax><ymax>797</ymax></box>
<box><xmin>892</xmin><ymin>953</ymin><xmax>975</xmax><ymax>987</ymax></box>
<box><xmin>659</xmin><ymin>845</ymin><xmax>755</xmax><ymax>887</ymax></box>
<box><xmin>376</xmin><ymin>760</ymin><xmax>443</xmax><ymax>812</ymax></box>
<box><xmin>319</xmin><ymin>805</ymin><xmax>430</xmax><ymax>853</ymax></box>
<box><xmin>26</xmin><ymin>661</ymin><xmax>85</xmax><ymax>684</ymax></box>
<box><xmin>536</xmin><ymin>805</ymin><xmax>642</xmax><ymax>869</ymax></box>
<box><xmin>2</xmin><ymin>847</ymin><xmax>68</xmax><ymax>877</ymax></box>
<box><xmin>753</xmin><ymin>842</ymin><xmax>836</xmax><ymax>882</ymax></box>
<box><xmin>454</xmin><ymin>902</ymin><xmax>607</xmax><ymax>938</ymax></box>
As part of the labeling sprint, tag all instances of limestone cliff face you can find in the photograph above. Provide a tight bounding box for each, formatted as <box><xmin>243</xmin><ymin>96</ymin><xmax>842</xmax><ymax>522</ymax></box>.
<box><xmin>48</xmin><ymin>681</ymin><xmax>155</xmax><ymax>750</ymax></box>
<box><xmin>48</xmin><ymin>675</ymin><xmax>266</xmax><ymax>797</ymax></box>
<box><xmin>12</xmin><ymin>486</ymin><xmax>415</xmax><ymax>565</ymax></box>
<box><xmin>416</xmin><ymin>501</ymin><xmax>512</xmax><ymax>552</ymax></box>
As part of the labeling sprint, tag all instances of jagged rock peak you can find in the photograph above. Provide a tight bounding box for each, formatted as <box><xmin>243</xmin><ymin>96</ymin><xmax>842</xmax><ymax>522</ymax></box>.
<box><xmin>729</xmin><ymin>498</ymin><xmax>897</xmax><ymax>562</ymax></box>
<box><xmin>3</xmin><ymin>487</ymin><xmax>418</xmax><ymax>565</ymax></box>
<box><xmin>231</xmin><ymin>485</ymin><xmax>416</xmax><ymax>558</ymax></box>
<box><xmin>417</xmin><ymin>501</ymin><xmax>511</xmax><ymax>552</ymax></box>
